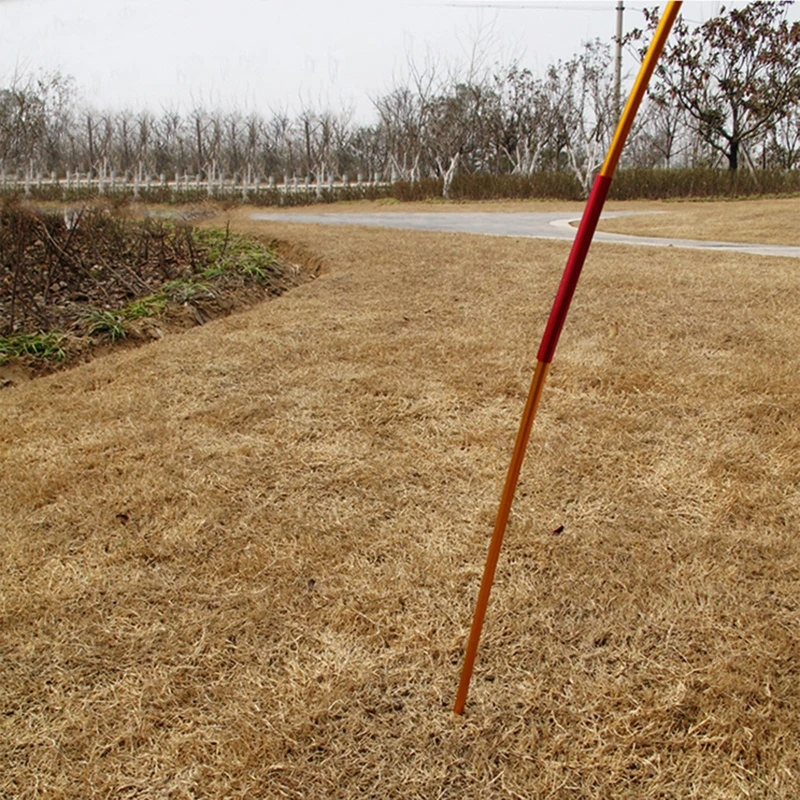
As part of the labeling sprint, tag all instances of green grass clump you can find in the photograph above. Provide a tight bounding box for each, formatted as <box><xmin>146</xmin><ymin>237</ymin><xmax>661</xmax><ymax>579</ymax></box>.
<box><xmin>195</xmin><ymin>227</ymin><xmax>280</xmax><ymax>283</ymax></box>
<box><xmin>0</xmin><ymin>332</ymin><xmax>66</xmax><ymax>364</ymax></box>
<box><xmin>83</xmin><ymin>292</ymin><xmax>178</xmax><ymax>342</ymax></box>
<box><xmin>161</xmin><ymin>279</ymin><xmax>213</xmax><ymax>303</ymax></box>
<box><xmin>84</xmin><ymin>310</ymin><xmax>127</xmax><ymax>342</ymax></box>
<box><xmin>123</xmin><ymin>294</ymin><xmax>169</xmax><ymax>321</ymax></box>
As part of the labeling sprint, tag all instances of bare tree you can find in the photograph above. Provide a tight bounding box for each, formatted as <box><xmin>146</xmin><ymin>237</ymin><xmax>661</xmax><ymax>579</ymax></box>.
<box><xmin>768</xmin><ymin>103</ymin><xmax>800</xmax><ymax>169</ymax></box>
<box><xmin>374</xmin><ymin>86</ymin><xmax>427</xmax><ymax>182</ymax></box>
<box><xmin>424</xmin><ymin>79</ymin><xmax>499</xmax><ymax>196</ymax></box>
<box><xmin>373</xmin><ymin>47</ymin><xmax>446</xmax><ymax>183</ymax></box>
<box><xmin>626</xmin><ymin>95</ymin><xmax>689</xmax><ymax>168</ymax></box>
<box><xmin>135</xmin><ymin>111</ymin><xmax>155</xmax><ymax>175</ymax></box>
<box><xmin>264</xmin><ymin>109</ymin><xmax>295</xmax><ymax>177</ymax></box>
<box><xmin>492</xmin><ymin>64</ymin><xmax>566</xmax><ymax>175</ymax></box>
<box><xmin>153</xmin><ymin>107</ymin><xmax>183</xmax><ymax>175</ymax></box>
<box><xmin>547</xmin><ymin>40</ymin><xmax>615</xmax><ymax>195</ymax></box>
<box><xmin>0</xmin><ymin>71</ymin><xmax>74</xmax><ymax>171</ymax></box>
<box><xmin>348</xmin><ymin>123</ymin><xmax>386</xmax><ymax>181</ymax></box>
<box><xmin>223</xmin><ymin>111</ymin><xmax>244</xmax><ymax>176</ymax></box>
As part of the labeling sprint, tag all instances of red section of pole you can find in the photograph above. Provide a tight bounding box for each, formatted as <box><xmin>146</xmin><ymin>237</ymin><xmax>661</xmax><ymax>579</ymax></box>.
<box><xmin>537</xmin><ymin>174</ymin><xmax>612</xmax><ymax>364</ymax></box>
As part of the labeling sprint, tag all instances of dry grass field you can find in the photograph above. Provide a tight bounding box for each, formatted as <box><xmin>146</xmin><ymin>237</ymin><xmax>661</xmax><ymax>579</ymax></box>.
<box><xmin>1</xmin><ymin>200</ymin><xmax>799</xmax><ymax>798</ymax></box>
<box><xmin>272</xmin><ymin>195</ymin><xmax>800</xmax><ymax>246</ymax></box>
<box><xmin>595</xmin><ymin>196</ymin><xmax>800</xmax><ymax>246</ymax></box>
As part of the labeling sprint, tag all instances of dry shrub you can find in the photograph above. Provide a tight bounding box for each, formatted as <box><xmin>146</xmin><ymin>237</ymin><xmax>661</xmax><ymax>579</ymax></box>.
<box><xmin>1</xmin><ymin>210</ymin><xmax>798</xmax><ymax>798</ymax></box>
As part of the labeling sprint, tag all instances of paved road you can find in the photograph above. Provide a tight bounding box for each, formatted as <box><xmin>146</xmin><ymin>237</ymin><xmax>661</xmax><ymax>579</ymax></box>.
<box><xmin>251</xmin><ymin>210</ymin><xmax>800</xmax><ymax>259</ymax></box>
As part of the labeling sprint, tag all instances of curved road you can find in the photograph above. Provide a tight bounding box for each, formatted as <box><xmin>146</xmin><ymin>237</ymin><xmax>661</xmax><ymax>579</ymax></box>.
<box><xmin>251</xmin><ymin>210</ymin><xmax>800</xmax><ymax>259</ymax></box>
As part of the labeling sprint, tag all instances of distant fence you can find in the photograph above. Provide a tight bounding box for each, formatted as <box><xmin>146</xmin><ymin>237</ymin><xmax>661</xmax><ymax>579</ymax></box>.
<box><xmin>2</xmin><ymin>167</ymin><xmax>799</xmax><ymax>205</ymax></box>
<box><xmin>0</xmin><ymin>167</ymin><xmax>401</xmax><ymax>205</ymax></box>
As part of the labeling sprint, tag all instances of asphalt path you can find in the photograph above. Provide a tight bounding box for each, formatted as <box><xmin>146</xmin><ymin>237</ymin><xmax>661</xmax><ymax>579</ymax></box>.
<box><xmin>251</xmin><ymin>210</ymin><xmax>800</xmax><ymax>259</ymax></box>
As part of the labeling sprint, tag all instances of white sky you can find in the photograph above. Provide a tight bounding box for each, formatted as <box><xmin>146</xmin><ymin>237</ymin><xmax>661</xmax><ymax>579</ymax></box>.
<box><xmin>1</xmin><ymin>0</ymin><xmax>793</xmax><ymax>122</ymax></box>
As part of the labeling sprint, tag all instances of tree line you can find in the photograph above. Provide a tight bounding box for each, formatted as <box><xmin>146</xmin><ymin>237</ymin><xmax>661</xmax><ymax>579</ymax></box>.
<box><xmin>1</xmin><ymin>1</ymin><xmax>798</xmax><ymax>198</ymax></box>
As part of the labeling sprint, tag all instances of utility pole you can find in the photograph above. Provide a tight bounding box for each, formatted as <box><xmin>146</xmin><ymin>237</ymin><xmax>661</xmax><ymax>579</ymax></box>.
<box><xmin>614</xmin><ymin>1</ymin><xmax>624</xmax><ymax>121</ymax></box>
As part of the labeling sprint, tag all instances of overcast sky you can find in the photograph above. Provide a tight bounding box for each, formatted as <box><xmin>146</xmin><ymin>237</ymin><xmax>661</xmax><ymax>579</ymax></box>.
<box><xmin>1</xmin><ymin>0</ymin><xmax>792</xmax><ymax>122</ymax></box>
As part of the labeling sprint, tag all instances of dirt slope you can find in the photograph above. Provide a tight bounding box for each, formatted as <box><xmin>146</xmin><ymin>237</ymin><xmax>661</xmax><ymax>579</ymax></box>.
<box><xmin>1</xmin><ymin>213</ymin><xmax>799</xmax><ymax>798</ymax></box>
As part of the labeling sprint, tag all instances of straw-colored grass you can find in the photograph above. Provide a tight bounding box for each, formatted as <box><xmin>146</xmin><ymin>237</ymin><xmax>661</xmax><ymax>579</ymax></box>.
<box><xmin>595</xmin><ymin>196</ymin><xmax>800</xmax><ymax>246</ymax></box>
<box><xmin>1</xmin><ymin>204</ymin><xmax>799</xmax><ymax>798</ymax></box>
<box><xmin>261</xmin><ymin>195</ymin><xmax>800</xmax><ymax>246</ymax></box>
